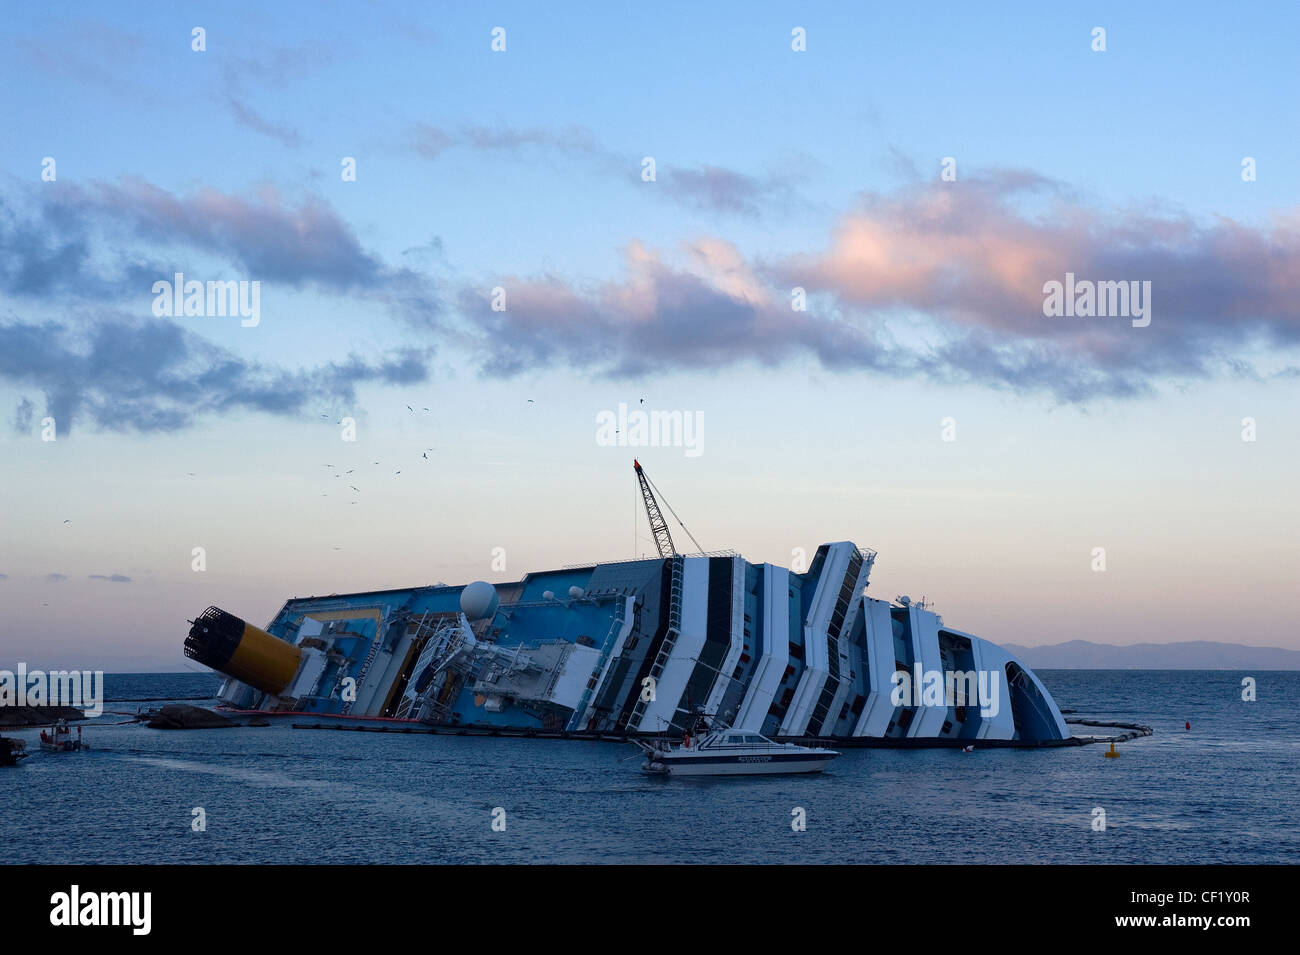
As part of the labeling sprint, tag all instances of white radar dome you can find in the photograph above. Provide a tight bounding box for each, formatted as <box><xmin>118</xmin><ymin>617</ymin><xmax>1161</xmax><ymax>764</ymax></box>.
<box><xmin>460</xmin><ymin>581</ymin><xmax>500</xmax><ymax>620</ymax></box>
<box><xmin>568</xmin><ymin>586</ymin><xmax>585</xmax><ymax>600</ymax></box>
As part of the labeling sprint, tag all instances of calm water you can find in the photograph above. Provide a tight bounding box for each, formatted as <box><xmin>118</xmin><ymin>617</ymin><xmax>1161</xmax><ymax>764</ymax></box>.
<box><xmin>2</xmin><ymin>670</ymin><xmax>1297</xmax><ymax>864</ymax></box>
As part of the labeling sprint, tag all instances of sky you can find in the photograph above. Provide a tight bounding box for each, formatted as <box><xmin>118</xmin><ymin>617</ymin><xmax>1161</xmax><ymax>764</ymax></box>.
<box><xmin>2</xmin><ymin>2</ymin><xmax>1299</xmax><ymax>670</ymax></box>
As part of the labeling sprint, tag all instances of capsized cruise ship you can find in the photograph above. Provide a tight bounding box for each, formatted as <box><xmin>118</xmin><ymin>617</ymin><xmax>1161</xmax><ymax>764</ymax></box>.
<box><xmin>185</xmin><ymin>541</ymin><xmax>1072</xmax><ymax>744</ymax></box>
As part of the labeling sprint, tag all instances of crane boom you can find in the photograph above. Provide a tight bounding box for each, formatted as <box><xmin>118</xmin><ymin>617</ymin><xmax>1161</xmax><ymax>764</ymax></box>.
<box><xmin>634</xmin><ymin>459</ymin><xmax>676</xmax><ymax>558</ymax></box>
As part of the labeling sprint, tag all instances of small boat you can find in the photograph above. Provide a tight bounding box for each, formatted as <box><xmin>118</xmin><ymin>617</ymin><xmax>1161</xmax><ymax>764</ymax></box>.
<box><xmin>634</xmin><ymin>712</ymin><xmax>838</xmax><ymax>777</ymax></box>
<box><xmin>0</xmin><ymin>736</ymin><xmax>28</xmax><ymax>767</ymax></box>
<box><xmin>39</xmin><ymin>720</ymin><xmax>88</xmax><ymax>753</ymax></box>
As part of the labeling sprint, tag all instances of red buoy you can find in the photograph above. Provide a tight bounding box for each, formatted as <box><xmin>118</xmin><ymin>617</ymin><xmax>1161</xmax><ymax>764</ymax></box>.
<box><xmin>1185</xmin><ymin>721</ymin><xmax>1190</xmax><ymax>730</ymax></box>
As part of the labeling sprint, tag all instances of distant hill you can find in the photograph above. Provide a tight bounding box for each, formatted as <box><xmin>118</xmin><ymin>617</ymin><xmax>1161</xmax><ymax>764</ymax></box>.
<box><xmin>1002</xmin><ymin>640</ymin><xmax>1300</xmax><ymax>670</ymax></box>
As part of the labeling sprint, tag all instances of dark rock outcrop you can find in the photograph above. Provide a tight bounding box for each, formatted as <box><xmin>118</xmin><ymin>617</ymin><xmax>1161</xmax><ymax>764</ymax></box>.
<box><xmin>145</xmin><ymin>704</ymin><xmax>236</xmax><ymax>729</ymax></box>
<box><xmin>0</xmin><ymin>705</ymin><xmax>84</xmax><ymax>727</ymax></box>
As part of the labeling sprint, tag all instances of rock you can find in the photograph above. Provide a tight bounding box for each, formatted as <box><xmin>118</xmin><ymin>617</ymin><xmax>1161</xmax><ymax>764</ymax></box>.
<box><xmin>145</xmin><ymin>704</ymin><xmax>235</xmax><ymax>729</ymax></box>
<box><xmin>0</xmin><ymin>705</ymin><xmax>83</xmax><ymax>727</ymax></box>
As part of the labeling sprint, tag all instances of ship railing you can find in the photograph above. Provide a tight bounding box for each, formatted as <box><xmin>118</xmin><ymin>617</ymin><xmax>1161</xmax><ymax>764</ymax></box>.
<box><xmin>561</xmin><ymin>549</ymin><xmax>738</xmax><ymax>570</ymax></box>
<box><xmin>341</xmin><ymin>610</ymin><xmax>397</xmax><ymax>715</ymax></box>
<box><xmin>627</xmin><ymin>556</ymin><xmax>684</xmax><ymax>730</ymax></box>
<box><xmin>567</xmin><ymin>598</ymin><xmax>629</xmax><ymax>731</ymax></box>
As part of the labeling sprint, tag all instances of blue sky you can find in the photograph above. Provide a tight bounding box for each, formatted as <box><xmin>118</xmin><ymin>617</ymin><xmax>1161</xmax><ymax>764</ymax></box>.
<box><xmin>3</xmin><ymin>2</ymin><xmax>1299</xmax><ymax>668</ymax></box>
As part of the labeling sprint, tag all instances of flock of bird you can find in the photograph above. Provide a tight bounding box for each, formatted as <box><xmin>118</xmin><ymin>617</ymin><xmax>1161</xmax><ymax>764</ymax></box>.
<box><xmin>56</xmin><ymin>399</ymin><xmax>553</xmax><ymax>541</ymax></box>
<box><xmin>317</xmin><ymin>451</ymin><xmax>436</xmax><ymax>507</ymax></box>
<box><xmin>310</xmin><ymin>400</ymin><xmax>465</xmax><ymax>513</ymax></box>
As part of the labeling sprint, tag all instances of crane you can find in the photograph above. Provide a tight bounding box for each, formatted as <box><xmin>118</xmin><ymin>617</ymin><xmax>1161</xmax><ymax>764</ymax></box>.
<box><xmin>633</xmin><ymin>459</ymin><xmax>703</xmax><ymax>558</ymax></box>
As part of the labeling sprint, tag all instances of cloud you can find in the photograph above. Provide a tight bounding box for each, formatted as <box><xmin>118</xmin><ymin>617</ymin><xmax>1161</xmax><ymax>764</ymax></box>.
<box><xmin>217</xmin><ymin>43</ymin><xmax>330</xmax><ymax>148</ymax></box>
<box><xmin>15</xmin><ymin>20</ymin><xmax>156</xmax><ymax>104</ymax></box>
<box><xmin>12</xmin><ymin>396</ymin><xmax>34</xmax><ymax>433</ymax></box>
<box><xmin>0</xmin><ymin>178</ymin><xmax>441</xmax><ymax>323</ymax></box>
<box><xmin>773</xmin><ymin>175</ymin><xmax>1300</xmax><ymax>394</ymax></box>
<box><xmin>224</xmin><ymin>91</ymin><xmax>303</xmax><ymax>148</ymax></box>
<box><xmin>0</xmin><ymin>313</ymin><xmax>433</xmax><ymax>433</ymax></box>
<box><xmin>228</xmin><ymin>42</ymin><xmax>330</xmax><ymax>86</ymax></box>
<box><xmin>88</xmin><ymin>574</ymin><xmax>132</xmax><ymax>583</ymax></box>
<box><xmin>411</xmin><ymin>122</ymin><xmax>605</xmax><ymax>162</ymax></box>
<box><xmin>455</xmin><ymin>172</ymin><xmax>1300</xmax><ymax>400</ymax></box>
<box><xmin>662</xmin><ymin>166</ymin><xmax>793</xmax><ymax>219</ymax></box>
<box><xmin>0</xmin><ymin>175</ymin><xmax>441</xmax><ymax>433</ymax></box>
<box><xmin>459</xmin><ymin>239</ymin><xmax>891</xmax><ymax>378</ymax></box>
<box><xmin>84</xmin><ymin>180</ymin><xmax>387</xmax><ymax>290</ymax></box>
<box><xmin>409</xmin><ymin>122</ymin><xmax>796</xmax><ymax>217</ymax></box>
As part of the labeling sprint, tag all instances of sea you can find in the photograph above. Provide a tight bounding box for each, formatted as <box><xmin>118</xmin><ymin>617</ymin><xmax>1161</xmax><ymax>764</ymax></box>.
<box><xmin>2</xmin><ymin>670</ymin><xmax>1296</xmax><ymax>864</ymax></box>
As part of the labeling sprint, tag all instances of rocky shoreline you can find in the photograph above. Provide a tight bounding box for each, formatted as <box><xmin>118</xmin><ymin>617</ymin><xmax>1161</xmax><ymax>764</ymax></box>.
<box><xmin>0</xmin><ymin>705</ymin><xmax>84</xmax><ymax>727</ymax></box>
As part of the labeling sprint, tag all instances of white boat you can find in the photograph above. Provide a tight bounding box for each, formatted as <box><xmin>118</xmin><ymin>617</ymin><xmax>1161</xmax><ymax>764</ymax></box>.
<box><xmin>39</xmin><ymin>720</ymin><xmax>87</xmax><ymax>753</ymax></box>
<box><xmin>635</xmin><ymin>715</ymin><xmax>838</xmax><ymax>776</ymax></box>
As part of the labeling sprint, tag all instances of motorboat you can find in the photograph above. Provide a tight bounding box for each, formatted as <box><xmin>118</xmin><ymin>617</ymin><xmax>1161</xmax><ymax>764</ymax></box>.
<box><xmin>634</xmin><ymin>713</ymin><xmax>838</xmax><ymax>776</ymax></box>
<box><xmin>39</xmin><ymin>720</ymin><xmax>88</xmax><ymax>753</ymax></box>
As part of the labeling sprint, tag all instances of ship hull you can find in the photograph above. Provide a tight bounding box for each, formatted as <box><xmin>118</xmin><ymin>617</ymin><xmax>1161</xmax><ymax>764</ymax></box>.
<box><xmin>644</xmin><ymin>752</ymin><xmax>837</xmax><ymax>776</ymax></box>
<box><xmin>188</xmin><ymin>540</ymin><xmax>1075</xmax><ymax>746</ymax></box>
